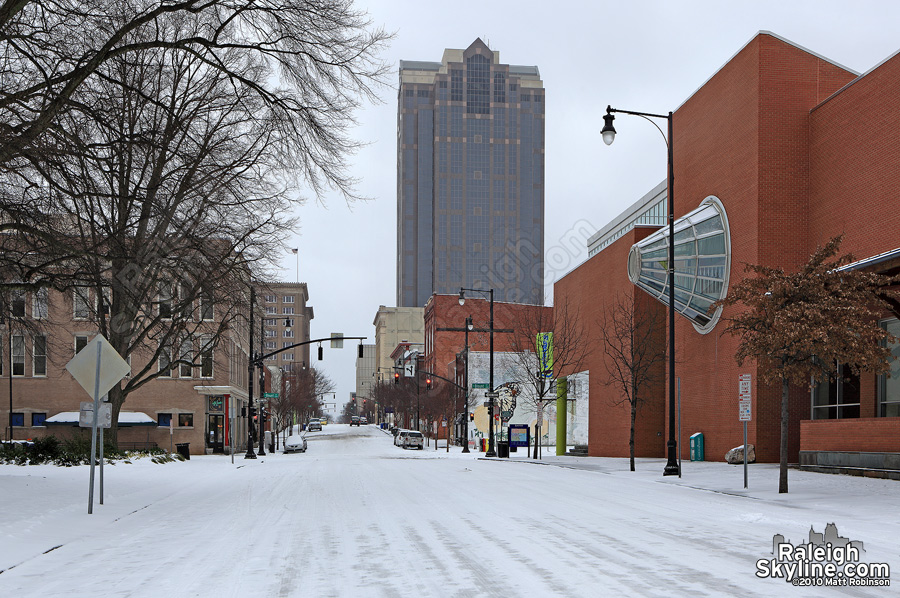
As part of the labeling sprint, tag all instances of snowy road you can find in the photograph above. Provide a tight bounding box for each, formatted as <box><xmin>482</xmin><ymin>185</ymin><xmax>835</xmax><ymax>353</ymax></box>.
<box><xmin>1</xmin><ymin>424</ymin><xmax>897</xmax><ymax>597</ymax></box>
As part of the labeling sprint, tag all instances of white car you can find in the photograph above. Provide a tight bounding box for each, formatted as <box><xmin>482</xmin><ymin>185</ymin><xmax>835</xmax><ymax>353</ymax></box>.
<box><xmin>284</xmin><ymin>434</ymin><xmax>307</xmax><ymax>453</ymax></box>
<box><xmin>402</xmin><ymin>431</ymin><xmax>424</xmax><ymax>450</ymax></box>
<box><xmin>394</xmin><ymin>430</ymin><xmax>408</xmax><ymax>446</ymax></box>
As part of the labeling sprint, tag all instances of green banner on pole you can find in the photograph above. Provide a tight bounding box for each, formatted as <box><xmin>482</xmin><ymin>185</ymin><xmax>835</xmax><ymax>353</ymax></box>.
<box><xmin>537</xmin><ymin>332</ymin><xmax>553</xmax><ymax>378</ymax></box>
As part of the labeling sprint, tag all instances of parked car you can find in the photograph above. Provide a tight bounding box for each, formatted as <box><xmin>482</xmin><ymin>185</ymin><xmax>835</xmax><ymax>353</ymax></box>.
<box><xmin>350</xmin><ymin>416</ymin><xmax>360</xmax><ymax>426</ymax></box>
<box><xmin>394</xmin><ymin>430</ymin><xmax>408</xmax><ymax>446</ymax></box>
<box><xmin>307</xmin><ymin>419</ymin><xmax>322</xmax><ymax>431</ymax></box>
<box><xmin>402</xmin><ymin>431</ymin><xmax>424</xmax><ymax>450</ymax></box>
<box><xmin>360</xmin><ymin>417</ymin><xmax>368</xmax><ymax>424</ymax></box>
<box><xmin>283</xmin><ymin>434</ymin><xmax>307</xmax><ymax>453</ymax></box>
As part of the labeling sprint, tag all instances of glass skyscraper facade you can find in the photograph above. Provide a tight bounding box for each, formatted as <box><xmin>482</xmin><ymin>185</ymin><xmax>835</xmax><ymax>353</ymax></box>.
<box><xmin>397</xmin><ymin>39</ymin><xmax>544</xmax><ymax>307</ymax></box>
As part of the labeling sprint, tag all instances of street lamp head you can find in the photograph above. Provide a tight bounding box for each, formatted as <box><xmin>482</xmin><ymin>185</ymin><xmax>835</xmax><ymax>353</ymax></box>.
<box><xmin>458</xmin><ymin>289</ymin><xmax>465</xmax><ymax>306</ymax></box>
<box><xmin>466</xmin><ymin>316</ymin><xmax>474</xmax><ymax>331</ymax></box>
<box><xmin>601</xmin><ymin>107</ymin><xmax>617</xmax><ymax>146</ymax></box>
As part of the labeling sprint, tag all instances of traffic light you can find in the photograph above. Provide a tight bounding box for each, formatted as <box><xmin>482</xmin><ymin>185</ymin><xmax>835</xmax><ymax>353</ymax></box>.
<box><xmin>469</xmin><ymin>413</ymin><xmax>474</xmax><ymax>422</ymax></box>
<box><xmin>425</xmin><ymin>377</ymin><xmax>432</xmax><ymax>390</ymax></box>
<box><xmin>358</xmin><ymin>344</ymin><xmax>364</xmax><ymax>358</ymax></box>
<box><xmin>317</xmin><ymin>346</ymin><xmax>323</xmax><ymax>360</ymax></box>
<box><xmin>394</xmin><ymin>372</ymin><xmax>400</xmax><ymax>385</ymax></box>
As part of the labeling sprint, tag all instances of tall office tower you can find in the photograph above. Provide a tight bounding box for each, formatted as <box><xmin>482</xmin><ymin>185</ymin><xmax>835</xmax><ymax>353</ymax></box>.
<box><xmin>397</xmin><ymin>38</ymin><xmax>544</xmax><ymax>307</ymax></box>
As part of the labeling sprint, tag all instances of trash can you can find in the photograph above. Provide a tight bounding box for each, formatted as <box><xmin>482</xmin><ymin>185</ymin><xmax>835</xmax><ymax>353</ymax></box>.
<box><xmin>689</xmin><ymin>433</ymin><xmax>704</xmax><ymax>461</ymax></box>
<box><xmin>497</xmin><ymin>441</ymin><xmax>509</xmax><ymax>458</ymax></box>
<box><xmin>175</xmin><ymin>442</ymin><xmax>190</xmax><ymax>460</ymax></box>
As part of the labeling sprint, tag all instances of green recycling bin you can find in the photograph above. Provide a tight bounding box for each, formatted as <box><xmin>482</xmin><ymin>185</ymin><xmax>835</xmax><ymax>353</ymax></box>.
<box><xmin>689</xmin><ymin>433</ymin><xmax>704</xmax><ymax>461</ymax></box>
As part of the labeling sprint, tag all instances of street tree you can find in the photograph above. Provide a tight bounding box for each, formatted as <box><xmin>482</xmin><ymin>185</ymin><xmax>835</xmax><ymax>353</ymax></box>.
<box><xmin>597</xmin><ymin>292</ymin><xmax>667</xmax><ymax>471</ymax></box>
<box><xmin>715</xmin><ymin>235</ymin><xmax>899</xmax><ymax>493</ymax></box>
<box><xmin>504</xmin><ymin>300</ymin><xmax>591</xmax><ymax>458</ymax></box>
<box><xmin>0</xmin><ymin>3</ymin><xmax>387</xmax><ymax>445</ymax></box>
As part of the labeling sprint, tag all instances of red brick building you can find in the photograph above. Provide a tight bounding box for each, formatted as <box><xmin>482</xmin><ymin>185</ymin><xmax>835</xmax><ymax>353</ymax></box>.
<box><xmin>556</xmin><ymin>32</ymin><xmax>900</xmax><ymax>466</ymax></box>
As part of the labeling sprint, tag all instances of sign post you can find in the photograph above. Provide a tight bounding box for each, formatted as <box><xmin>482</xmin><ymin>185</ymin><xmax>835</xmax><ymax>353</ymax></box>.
<box><xmin>65</xmin><ymin>334</ymin><xmax>131</xmax><ymax>514</ymax></box>
<box><xmin>738</xmin><ymin>373</ymin><xmax>752</xmax><ymax>489</ymax></box>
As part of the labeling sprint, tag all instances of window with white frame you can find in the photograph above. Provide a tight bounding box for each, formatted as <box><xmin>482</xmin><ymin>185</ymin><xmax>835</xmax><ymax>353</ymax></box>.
<box><xmin>283</xmin><ymin>295</ymin><xmax>295</xmax><ymax>304</ymax></box>
<box><xmin>33</xmin><ymin>335</ymin><xmax>46</xmax><ymax>376</ymax></box>
<box><xmin>264</xmin><ymin>319</ymin><xmax>277</xmax><ymax>326</ymax></box>
<box><xmin>283</xmin><ymin>353</ymin><xmax>294</xmax><ymax>361</ymax></box>
<box><xmin>75</xmin><ymin>335</ymin><xmax>89</xmax><ymax>355</ymax></box>
<box><xmin>283</xmin><ymin>318</ymin><xmax>294</xmax><ymax>327</ymax></box>
<box><xmin>12</xmin><ymin>335</ymin><xmax>24</xmax><ymax>376</ymax></box>
<box><xmin>282</xmin><ymin>306</ymin><xmax>294</xmax><ymax>315</ymax></box>
<box><xmin>200</xmin><ymin>287</ymin><xmax>213</xmax><ymax>321</ymax></box>
<box><xmin>283</xmin><ymin>329</ymin><xmax>294</xmax><ymax>338</ymax></box>
<box><xmin>200</xmin><ymin>336</ymin><xmax>213</xmax><ymax>378</ymax></box>
<box><xmin>264</xmin><ymin>295</ymin><xmax>276</xmax><ymax>303</ymax></box>
<box><xmin>159</xmin><ymin>344</ymin><xmax>173</xmax><ymax>377</ymax></box>
<box><xmin>74</xmin><ymin>288</ymin><xmax>90</xmax><ymax>319</ymax></box>
<box><xmin>179</xmin><ymin>338</ymin><xmax>193</xmax><ymax>378</ymax></box>
<box><xmin>158</xmin><ymin>283</ymin><xmax>173</xmax><ymax>319</ymax></box>
<box><xmin>265</xmin><ymin>306</ymin><xmax>277</xmax><ymax>315</ymax></box>
<box><xmin>265</xmin><ymin>341</ymin><xmax>276</xmax><ymax>350</ymax></box>
<box><xmin>33</xmin><ymin>288</ymin><xmax>48</xmax><ymax>319</ymax></box>
<box><xmin>265</xmin><ymin>329</ymin><xmax>275</xmax><ymax>338</ymax></box>
<box><xmin>10</xmin><ymin>290</ymin><xmax>26</xmax><ymax>317</ymax></box>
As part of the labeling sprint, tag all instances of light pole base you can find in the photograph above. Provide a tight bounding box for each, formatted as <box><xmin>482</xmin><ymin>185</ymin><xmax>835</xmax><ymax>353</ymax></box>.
<box><xmin>461</xmin><ymin>447</ymin><xmax>470</xmax><ymax>453</ymax></box>
<box><xmin>485</xmin><ymin>450</ymin><xmax>497</xmax><ymax>457</ymax></box>
<box><xmin>663</xmin><ymin>440</ymin><xmax>679</xmax><ymax>476</ymax></box>
<box><xmin>244</xmin><ymin>450</ymin><xmax>257</xmax><ymax>459</ymax></box>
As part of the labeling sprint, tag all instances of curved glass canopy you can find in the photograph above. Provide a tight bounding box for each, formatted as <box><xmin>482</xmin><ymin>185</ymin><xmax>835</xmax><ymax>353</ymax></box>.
<box><xmin>627</xmin><ymin>195</ymin><xmax>731</xmax><ymax>333</ymax></box>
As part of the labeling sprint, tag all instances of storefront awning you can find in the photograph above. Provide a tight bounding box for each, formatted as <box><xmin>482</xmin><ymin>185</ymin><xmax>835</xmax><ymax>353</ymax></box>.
<box><xmin>45</xmin><ymin>411</ymin><xmax>156</xmax><ymax>427</ymax></box>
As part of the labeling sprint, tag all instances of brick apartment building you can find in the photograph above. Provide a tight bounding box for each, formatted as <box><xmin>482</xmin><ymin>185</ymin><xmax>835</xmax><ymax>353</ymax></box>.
<box><xmin>2</xmin><ymin>280</ymin><xmax>310</xmax><ymax>455</ymax></box>
<box><xmin>556</xmin><ymin>32</ymin><xmax>900</xmax><ymax>466</ymax></box>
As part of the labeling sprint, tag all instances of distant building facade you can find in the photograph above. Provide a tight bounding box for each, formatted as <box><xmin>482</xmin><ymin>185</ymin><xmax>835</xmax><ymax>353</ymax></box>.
<box><xmin>256</xmin><ymin>282</ymin><xmax>313</xmax><ymax>372</ymax></box>
<box><xmin>355</xmin><ymin>343</ymin><xmax>376</xmax><ymax>401</ymax></box>
<box><xmin>372</xmin><ymin>305</ymin><xmax>424</xmax><ymax>384</ymax></box>
<box><xmin>397</xmin><ymin>38</ymin><xmax>545</xmax><ymax>308</ymax></box>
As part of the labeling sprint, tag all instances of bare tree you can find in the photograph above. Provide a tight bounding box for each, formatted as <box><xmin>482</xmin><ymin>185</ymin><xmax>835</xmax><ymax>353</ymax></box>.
<box><xmin>0</xmin><ymin>0</ymin><xmax>392</xmax><ymax>193</ymax></box>
<box><xmin>597</xmin><ymin>292</ymin><xmax>666</xmax><ymax>471</ymax></box>
<box><xmin>504</xmin><ymin>300</ymin><xmax>591</xmax><ymax>458</ymax></box>
<box><xmin>0</xmin><ymin>4</ymin><xmax>384</xmax><ymax>445</ymax></box>
<box><xmin>715</xmin><ymin>236</ymin><xmax>899</xmax><ymax>493</ymax></box>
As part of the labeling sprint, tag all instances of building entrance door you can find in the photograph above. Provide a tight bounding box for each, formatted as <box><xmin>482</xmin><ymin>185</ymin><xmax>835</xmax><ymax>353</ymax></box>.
<box><xmin>207</xmin><ymin>415</ymin><xmax>224</xmax><ymax>453</ymax></box>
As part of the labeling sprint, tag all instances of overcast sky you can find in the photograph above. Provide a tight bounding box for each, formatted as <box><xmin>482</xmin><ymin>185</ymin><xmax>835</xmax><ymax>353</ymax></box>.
<box><xmin>273</xmin><ymin>0</ymin><xmax>900</xmax><ymax>413</ymax></box>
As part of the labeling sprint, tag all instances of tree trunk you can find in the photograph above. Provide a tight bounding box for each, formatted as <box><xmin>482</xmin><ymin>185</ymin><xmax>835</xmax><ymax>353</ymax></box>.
<box><xmin>779</xmin><ymin>375</ymin><xmax>790</xmax><ymax>493</ymax></box>
<box><xmin>630</xmin><ymin>399</ymin><xmax>637</xmax><ymax>472</ymax></box>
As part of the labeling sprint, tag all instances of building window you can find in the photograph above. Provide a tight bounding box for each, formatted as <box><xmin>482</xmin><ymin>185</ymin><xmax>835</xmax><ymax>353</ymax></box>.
<box><xmin>283</xmin><ymin>329</ymin><xmax>294</xmax><ymax>338</ymax></box>
<box><xmin>265</xmin><ymin>341</ymin><xmax>276</xmax><ymax>350</ymax></box>
<box><xmin>11</xmin><ymin>412</ymin><xmax>24</xmax><ymax>427</ymax></box>
<box><xmin>283</xmin><ymin>306</ymin><xmax>294</xmax><ymax>315</ymax></box>
<box><xmin>812</xmin><ymin>362</ymin><xmax>861</xmax><ymax>419</ymax></box>
<box><xmin>283</xmin><ymin>353</ymin><xmax>294</xmax><ymax>361</ymax></box>
<box><xmin>12</xmin><ymin>335</ymin><xmax>24</xmax><ymax>376</ymax></box>
<box><xmin>265</xmin><ymin>306</ymin><xmax>277</xmax><ymax>315</ymax></box>
<box><xmin>265</xmin><ymin>329</ymin><xmax>275</xmax><ymax>338</ymax></box>
<box><xmin>283</xmin><ymin>296</ymin><xmax>294</xmax><ymax>304</ymax></box>
<box><xmin>74</xmin><ymin>288</ymin><xmax>90</xmax><ymax>319</ymax></box>
<box><xmin>179</xmin><ymin>338</ymin><xmax>193</xmax><ymax>378</ymax></box>
<box><xmin>264</xmin><ymin>319</ymin><xmax>277</xmax><ymax>326</ymax></box>
<box><xmin>31</xmin><ymin>412</ymin><xmax>46</xmax><ymax>427</ymax></box>
<box><xmin>200</xmin><ymin>337</ymin><xmax>213</xmax><ymax>378</ymax></box>
<box><xmin>158</xmin><ymin>413</ymin><xmax>172</xmax><ymax>427</ymax></box>
<box><xmin>879</xmin><ymin>318</ymin><xmax>900</xmax><ymax>417</ymax></box>
<box><xmin>33</xmin><ymin>335</ymin><xmax>46</xmax><ymax>376</ymax></box>
<box><xmin>158</xmin><ymin>283</ymin><xmax>174</xmax><ymax>319</ymax></box>
<box><xmin>264</xmin><ymin>295</ymin><xmax>276</xmax><ymax>303</ymax></box>
<box><xmin>283</xmin><ymin>318</ymin><xmax>294</xmax><ymax>327</ymax></box>
<box><xmin>33</xmin><ymin>288</ymin><xmax>48</xmax><ymax>319</ymax></box>
<box><xmin>11</xmin><ymin>290</ymin><xmax>26</xmax><ymax>318</ymax></box>
<box><xmin>200</xmin><ymin>288</ymin><xmax>213</xmax><ymax>321</ymax></box>
<box><xmin>178</xmin><ymin>413</ymin><xmax>193</xmax><ymax>427</ymax></box>
<box><xmin>159</xmin><ymin>344</ymin><xmax>173</xmax><ymax>377</ymax></box>
<box><xmin>75</xmin><ymin>335</ymin><xmax>89</xmax><ymax>355</ymax></box>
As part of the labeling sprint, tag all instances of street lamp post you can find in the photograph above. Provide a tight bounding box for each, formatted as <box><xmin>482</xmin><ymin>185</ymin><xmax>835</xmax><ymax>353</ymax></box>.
<box><xmin>245</xmin><ymin>287</ymin><xmax>257</xmax><ymax>459</ymax></box>
<box><xmin>462</xmin><ymin>316</ymin><xmax>472</xmax><ymax>453</ymax></box>
<box><xmin>459</xmin><ymin>288</ymin><xmax>496</xmax><ymax>457</ymax></box>
<box><xmin>601</xmin><ymin>105</ymin><xmax>679</xmax><ymax>476</ymax></box>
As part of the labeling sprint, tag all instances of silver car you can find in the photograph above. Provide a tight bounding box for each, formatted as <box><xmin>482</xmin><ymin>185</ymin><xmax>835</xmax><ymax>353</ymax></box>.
<box><xmin>402</xmin><ymin>431</ymin><xmax>424</xmax><ymax>450</ymax></box>
<box><xmin>284</xmin><ymin>434</ymin><xmax>307</xmax><ymax>453</ymax></box>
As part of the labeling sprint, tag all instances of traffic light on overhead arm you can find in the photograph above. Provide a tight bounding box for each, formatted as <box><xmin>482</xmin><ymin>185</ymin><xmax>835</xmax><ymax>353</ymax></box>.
<box><xmin>358</xmin><ymin>344</ymin><xmax>364</xmax><ymax>359</ymax></box>
<box><xmin>317</xmin><ymin>346</ymin><xmax>323</xmax><ymax>361</ymax></box>
<box><xmin>394</xmin><ymin>372</ymin><xmax>400</xmax><ymax>385</ymax></box>
<box><xmin>426</xmin><ymin>377</ymin><xmax>432</xmax><ymax>390</ymax></box>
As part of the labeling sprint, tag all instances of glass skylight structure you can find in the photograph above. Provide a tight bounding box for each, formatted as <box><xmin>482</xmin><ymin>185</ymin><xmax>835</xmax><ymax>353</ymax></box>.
<box><xmin>627</xmin><ymin>196</ymin><xmax>731</xmax><ymax>333</ymax></box>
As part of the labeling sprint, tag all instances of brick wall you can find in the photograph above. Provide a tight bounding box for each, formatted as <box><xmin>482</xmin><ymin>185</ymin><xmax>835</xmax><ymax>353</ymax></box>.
<box><xmin>801</xmin><ymin>418</ymin><xmax>900</xmax><ymax>452</ymax></box>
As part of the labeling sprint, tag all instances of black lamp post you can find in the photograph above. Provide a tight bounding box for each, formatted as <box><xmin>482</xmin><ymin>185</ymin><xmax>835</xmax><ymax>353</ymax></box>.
<box><xmin>461</xmin><ymin>316</ymin><xmax>472</xmax><ymax>453</ymax></box>
<box><xmin>245</xmin><ymin>287</ymin><xmax>257</xmax><ymax>459</ymax></box>
<box><xmin>459</xmin><ymin>288</ymin><xmax>496</xmax><ymax>457</ymax></box>
<box><xmin>602</xmin><ymin>105</ymin><xmax>679</xmax><ymax>476</ymax></box>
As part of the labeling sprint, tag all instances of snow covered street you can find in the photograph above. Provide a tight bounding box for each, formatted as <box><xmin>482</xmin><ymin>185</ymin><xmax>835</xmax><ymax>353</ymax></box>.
<box><xmin>1</xmin><ymin>424</ymin><xmax>897</xmax><ymax>597</ymax></box>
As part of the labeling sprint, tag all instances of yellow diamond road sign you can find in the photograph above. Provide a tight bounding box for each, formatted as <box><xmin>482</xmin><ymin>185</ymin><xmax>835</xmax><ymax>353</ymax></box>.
<box><xmin>65</xmin><ymin>334</ymin><xmax>131</xmax><ymax>398</ymax></box>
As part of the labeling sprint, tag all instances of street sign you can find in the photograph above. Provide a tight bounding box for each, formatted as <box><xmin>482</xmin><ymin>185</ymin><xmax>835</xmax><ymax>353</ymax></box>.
<box><xmin>404</xmin><ymin>363</ymin><xmax>415</xmax><ymax>377</ymax></box>
<box><xmin>738</xmin><ymin>373</ymin><xmax>752</xmax><ymax>422</ymax></box>
<box><xmin>65</xmin><ymin>334</ymin><xmax>131</xmax><ymax>399</ymax></box>
<box><xmin>472</xmin><ymin>382</ymin><xmax>489</xmax><ymax>389</ymax></box>
<box><xmin>484</xmin><ymin>391</ymin><xmax>499</xmax><ymax>398</ymax></box>
<box><xmin>79</xmin><ymin>402</ymin><xmax>111</xmax><ymax>428</ymax></box>
<box><xmin>330</xmin><ymin>333</ymin><xmax>344</xmax><ymax>348</ymax></box>
<box><xmin>501</xmin><ymin>410</ymin><xmax>513</xmax><ymax>421</ymax></box>
<box><xmin>263</xmin><ymin>392</ymin><xmax>279</xmax><ymax>398</ymax></box>
<box><xmin>739</xmin><ymin>400</ymin><xmax>752</xmax><ymax>421</ymax></box>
